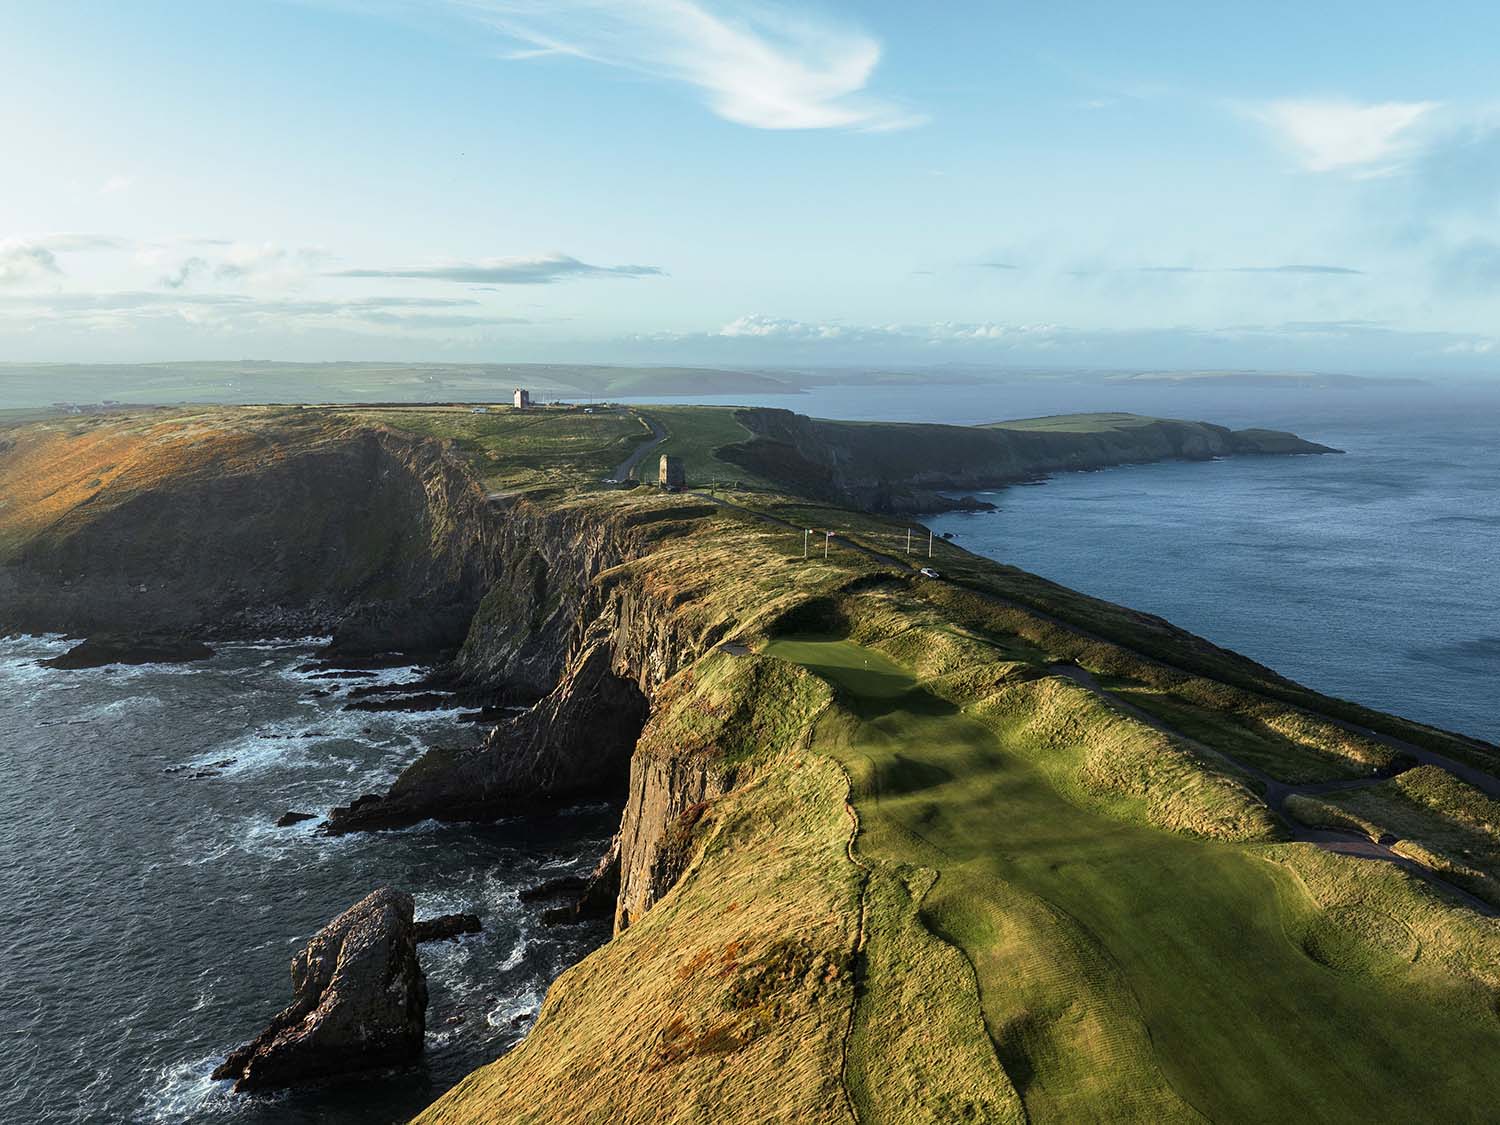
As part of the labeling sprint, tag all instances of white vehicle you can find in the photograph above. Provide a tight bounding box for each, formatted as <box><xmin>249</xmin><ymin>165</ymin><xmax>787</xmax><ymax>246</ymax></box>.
<box><xmin>919</xmin><ymin>567</ymin><xmax>940</xmax><ymax>579</ymax></box>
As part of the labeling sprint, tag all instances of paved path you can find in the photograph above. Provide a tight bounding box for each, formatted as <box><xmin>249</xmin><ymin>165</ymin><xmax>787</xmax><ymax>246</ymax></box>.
<box><xmin>612</xmin><ymin>412</ymin><xmax>668</xmax><ymax>482</ymax></box>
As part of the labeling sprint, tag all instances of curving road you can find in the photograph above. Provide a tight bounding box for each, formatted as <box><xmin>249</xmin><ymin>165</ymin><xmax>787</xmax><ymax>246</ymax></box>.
<box><xmin>612</xmin><ymin>412</ymin><xmax>668</xmax><ymax>482</ymax></box>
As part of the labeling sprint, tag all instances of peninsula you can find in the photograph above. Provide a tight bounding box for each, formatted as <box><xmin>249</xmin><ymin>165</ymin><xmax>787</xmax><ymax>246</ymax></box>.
<box><xmin>2</xmin><ymin>401</ymin><xmax>1494</xmax><ymax>1124</ymax></box>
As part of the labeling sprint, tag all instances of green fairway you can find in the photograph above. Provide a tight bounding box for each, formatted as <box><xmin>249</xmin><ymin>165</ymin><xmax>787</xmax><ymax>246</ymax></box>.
<box><xmin>764</xmin><ymin>637</ymin><xmax>1500</xmax><ymax>1125</ymax></box>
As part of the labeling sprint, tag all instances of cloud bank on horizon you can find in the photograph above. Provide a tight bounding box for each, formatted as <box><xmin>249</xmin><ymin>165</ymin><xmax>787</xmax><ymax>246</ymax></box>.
<box><xmin>1</xmin><ymin>1</ymin><xmax>1498</xmax><ymax>372</ymax></box>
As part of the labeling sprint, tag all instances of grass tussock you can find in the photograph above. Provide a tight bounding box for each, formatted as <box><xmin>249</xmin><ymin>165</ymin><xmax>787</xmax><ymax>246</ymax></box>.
<box><xmin>972</xmin><ymin>674</ymin><xmax>1280</xmax><ymax>842</ymax></box>
<box><xmin>1285</xmin><ymin>765</ymin><xmax>1500</xmax><ymax>908</ymax></box>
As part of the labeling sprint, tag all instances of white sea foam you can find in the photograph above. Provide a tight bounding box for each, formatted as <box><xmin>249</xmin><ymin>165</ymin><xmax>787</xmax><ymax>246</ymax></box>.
<box><xmin>140</xmin><ymin>1054</ymin><xmax>250</xmax><ymax>1123</ymax></box>
<box><xmin>219</xmin><ymin>635</ymin><xmax>331</xmax><ymax>652</ymax></box>
<box><xmin>486</xmin><ymin>988</ymin><xmax>540</xmax><ymax>1030</ymax></box>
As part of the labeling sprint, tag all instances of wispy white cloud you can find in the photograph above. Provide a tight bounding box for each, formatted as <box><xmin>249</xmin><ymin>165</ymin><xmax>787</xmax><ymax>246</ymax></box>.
<box><xmin>330</xmin><ymin>252</ymin><xmax>663</xmax><ymax>283</ymax></box>
<box><xmin>99</xmin><ymin>174</ymin><xmax>135</xmax><ymax>195</ymax></box>
<box><xmin>714</xmin><ymin>313</ymin><xmax>1060</xmax><ymax>345</ymax></box>
<box><xmin>0</xmin><ymin>289</ymin><xmax>529</xmax><ymax>333</ymax></box>
<box><xmin>1247</xmin><ymin>98</ymin><xmax>1438</xmax><ymax>174</ymax></box>
<box><xmin>1135</xmin><ymin>263</ymin><xmax>1362</xmax><ymax>276</ymax></box>
<box><xmin>446</xmin><ymin>0</ymin><xmax>923</xmax><ymax>131</ymax></box>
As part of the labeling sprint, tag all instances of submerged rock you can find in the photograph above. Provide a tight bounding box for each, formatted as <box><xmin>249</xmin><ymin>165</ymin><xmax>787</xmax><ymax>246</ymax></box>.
<box><xmin>518</xmin><ymin>874</ymin><xmax>591</xmax><ymax>903</ymax></box>
<box><xmin>275</xmin><ymin>811</ymin><xmax>316</xmax><ymax>828</ymax></box>
<box><xmin>213</xmin><ymin>887</ymin><xmax>427</xmax><ymax>1092</ymax></box>
<box><xmin>413</xmin><ymin>913</ymin><xmax>482</xmax><ymax>943</ymax></box>
<box><xmin>40</xmin><ymin>633</ymin><xmax>213</xmax><ymax>670</ymax></box>
<box><xmin>540</xmin><ymin>838</ymin><xmax>620</xmax><ymax>927</ymax></box>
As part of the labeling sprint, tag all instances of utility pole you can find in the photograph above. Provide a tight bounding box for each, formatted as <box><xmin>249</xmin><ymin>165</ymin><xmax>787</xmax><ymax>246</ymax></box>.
<box><xmin>928</xmin><ymin>530</ymin><xmax>934</xmax><ymax>558</ymax></box>
<box><xmin>906</xmin><ymin>528</ymin><xmax>912</xmax><ymax>554</ymax></box>
<box><xmin>803</xmin><ymin>528</ymin><xmax>810</xmax><ymax>559</ymax></box>
<box><xmin>825</xmin><ymin>531</ymin><xmax>831</xmax><ymax>559</ymax></box>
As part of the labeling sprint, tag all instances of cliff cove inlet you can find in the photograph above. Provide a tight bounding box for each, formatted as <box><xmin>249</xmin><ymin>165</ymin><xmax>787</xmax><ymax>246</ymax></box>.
<box><xmin>0</xmin><ymin>637</ymin><xmax>615</xmax><ymax>1124</ymax></box>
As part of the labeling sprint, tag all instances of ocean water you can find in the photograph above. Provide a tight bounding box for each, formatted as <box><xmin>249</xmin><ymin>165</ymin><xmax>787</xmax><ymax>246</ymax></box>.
<box><xmin>926</xmin><ymin>408</ymin><xmax>1500</xmax><ymax>743</ymax></box>
<box><xmin>0</xmin><ymin>637</ymin><xmax>612</xmax><ymax>1125</ymax></box>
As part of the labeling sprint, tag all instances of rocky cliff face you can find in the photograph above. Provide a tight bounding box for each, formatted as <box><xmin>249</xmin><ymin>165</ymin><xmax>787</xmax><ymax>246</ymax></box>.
<box><xmin>0</xmin><ymin>419</ymin><xmax>495</xmax><ymax>653</ymax></box>
<box><xmin>325</xmin><ymin>519</ymin><xmax>724</xmax><ymax>833</ymax></box>
<box><xmin>719</xmin><ymin>408</ymin><xmax>1340</xmax><ymax>512</ymax></box>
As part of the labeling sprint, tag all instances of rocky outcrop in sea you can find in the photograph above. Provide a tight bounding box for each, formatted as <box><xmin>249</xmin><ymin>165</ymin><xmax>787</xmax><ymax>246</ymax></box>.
<box><xmin>213</xmin><ymin>887</ymin><xmax>427</xmax><ymax>1092</ymax></box>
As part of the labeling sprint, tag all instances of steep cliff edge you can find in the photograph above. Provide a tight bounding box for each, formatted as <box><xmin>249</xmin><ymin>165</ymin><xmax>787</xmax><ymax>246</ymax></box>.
<box><xmin>0</xmin><ymin>409</ymin><xmax>494</xmax><ymax>651</ymax></box>
<box><xmin>716</xmin><ymin>408</ymin><xmax>1339</xmax><ymax>511</ymax></box>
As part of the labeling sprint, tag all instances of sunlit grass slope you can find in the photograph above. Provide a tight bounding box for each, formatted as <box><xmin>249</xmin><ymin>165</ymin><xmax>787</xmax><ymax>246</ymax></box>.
<box><xmin>768</xmin><ymin>635</ymin><xmax>1500</xmax><ymax>1123</ymax></box>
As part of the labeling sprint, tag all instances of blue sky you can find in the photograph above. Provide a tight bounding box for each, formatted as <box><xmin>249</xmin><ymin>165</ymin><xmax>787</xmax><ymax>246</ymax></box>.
<box><xmin>2</xmin><ymin>0</ymin><xmax>1499</xmax><ymax>372</ymax></box>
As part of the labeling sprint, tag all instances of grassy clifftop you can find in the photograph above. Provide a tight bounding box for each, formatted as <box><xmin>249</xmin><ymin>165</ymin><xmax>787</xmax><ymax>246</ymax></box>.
<box><xmin>6</xmin><ymin>403</ymin><xmax>1494</xmax><ymax>1122</ymax></box>
<box><xmin>420</xmin><ymin>519</ymin><xmax>1500</xmax><ymax>1121</ymax></box>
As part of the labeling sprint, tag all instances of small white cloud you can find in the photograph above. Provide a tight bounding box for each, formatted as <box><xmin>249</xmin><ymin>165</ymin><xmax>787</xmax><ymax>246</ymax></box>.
<box><xmin>1249</xmin><ymin>98</ymin><xmax>1439</xmax><ymax>173</ymax></box>
<box><xmin>714</xmin><ymin>314</ymin><xmax>1061</xmax><ymax>346</ymax></box>
<box><xmin>99</xmin><ymin>174</ymin><xmax>135</xmax><ymax>195</ymax></box>
<box><xmin>718</xmin><ymin>313</ymin><xmax>847</xmax><ymax>338</ymax></box>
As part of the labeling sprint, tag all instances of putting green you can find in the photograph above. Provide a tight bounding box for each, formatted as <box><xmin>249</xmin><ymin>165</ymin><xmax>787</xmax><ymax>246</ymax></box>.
<box><xmin>765</xmin><ymin>637</ymin><xmax>1500</xmax><ymax>1124</ymax></box>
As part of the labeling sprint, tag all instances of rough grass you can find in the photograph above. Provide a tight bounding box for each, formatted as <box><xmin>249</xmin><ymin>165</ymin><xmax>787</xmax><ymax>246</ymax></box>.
<box><xmin>415</xmin><ymin>746</ymin><xmax>864</xmax><ymax>1124</ymax></box>
<box><xmin>973</xmin><ymin>675</ymin><xmax>1279</xmax><ymax>841</ymax></box>
<box><xmin>634</xmin><ymin>652</ymin><xmax>833</xmax><ymax>769</ymax></box>
<box><xmin>769</xmin><ymin>633</ymin><xmax>1500</xmax><ymax>1124</ymax></box>
<box><xmin>335</xmin><ymin>403</ymin><xmax>643</xmax><ymax>490</ymax></box>
<box><xmin>0</xmin><ymin>406</ymin><xmax>341</xmax><ymax>562</ymax></box>
<box><xmin>1285</xmin><ymin>765</ymin><xmax>1500</xmax><ymax>908</ymax></box>
<box><xmin>1269</xmin><ymin>843</ymin><xmax>1500</xmax><ymax>1014</ymax></box>
<box><xmin>921</xmin><ymin>555</ymin><xmax>1500</xmax><ymax>775</ymax></box>
<box><xmin>845</xmin><ymin>865</ymin><xmax>1026</xmax><ymax>1125</ymax></box>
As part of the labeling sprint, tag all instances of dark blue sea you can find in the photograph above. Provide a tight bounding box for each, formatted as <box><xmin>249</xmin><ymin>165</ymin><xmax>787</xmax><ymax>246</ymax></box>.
<box><xmin>0</xmin><ymin>639</ymin><xmax>612</xmax><ymax>1124</ymax></box>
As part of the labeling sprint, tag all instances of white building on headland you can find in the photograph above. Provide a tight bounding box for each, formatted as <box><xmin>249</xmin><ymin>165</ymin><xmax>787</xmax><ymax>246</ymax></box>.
<box><xmin>513</xmin><ymin>387</ymin><xmax>531</xmax><ymax>409</ymax></box>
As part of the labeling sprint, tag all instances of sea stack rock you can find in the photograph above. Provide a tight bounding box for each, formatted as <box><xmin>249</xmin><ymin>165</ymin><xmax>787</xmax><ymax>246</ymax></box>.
<box><xmin>213</xmin><ymin>888</ymin><xmax>427</xmax><ymax>1092</ymax></box>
